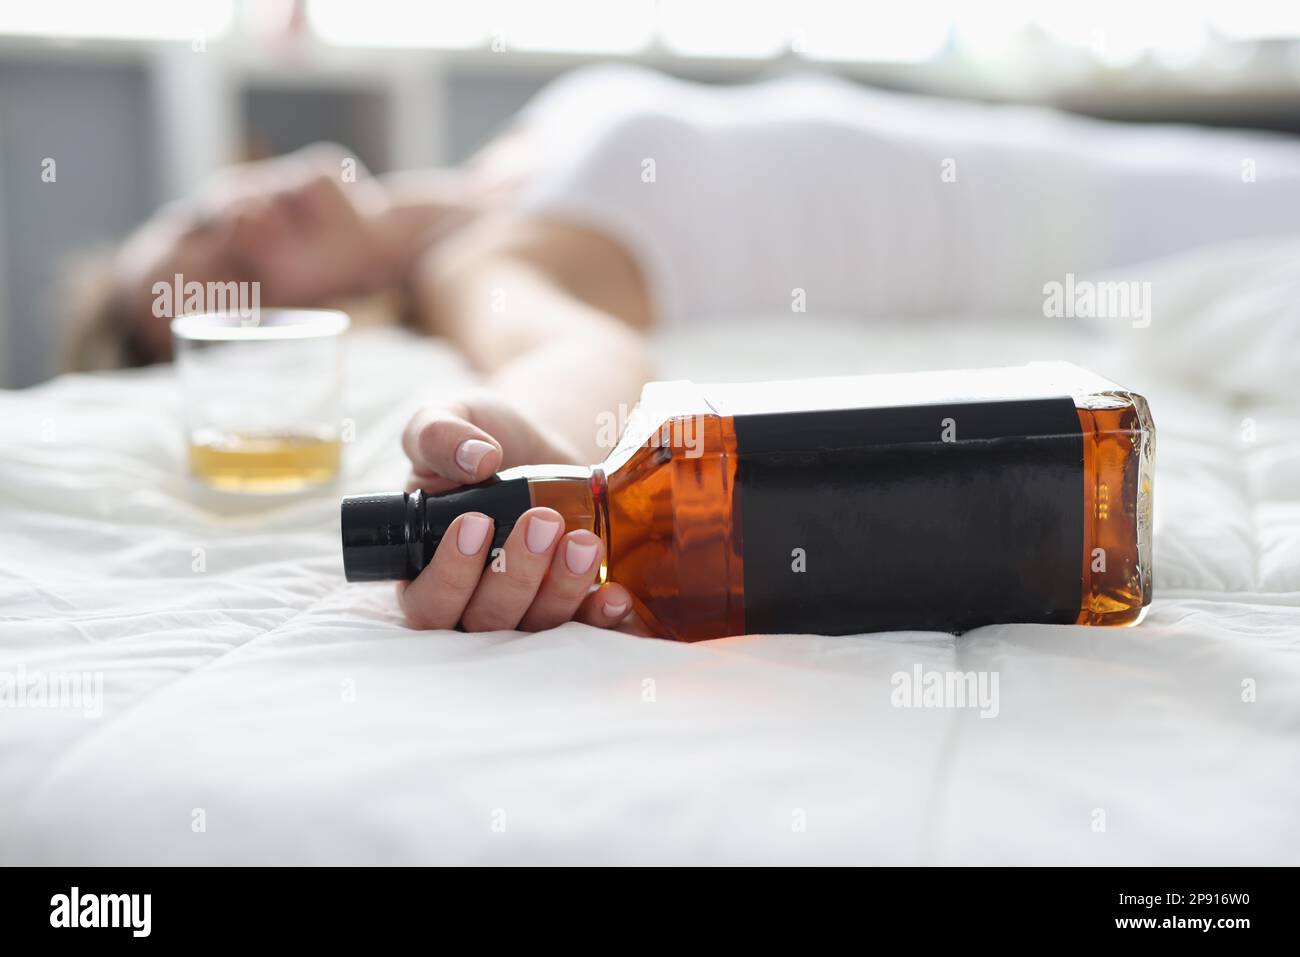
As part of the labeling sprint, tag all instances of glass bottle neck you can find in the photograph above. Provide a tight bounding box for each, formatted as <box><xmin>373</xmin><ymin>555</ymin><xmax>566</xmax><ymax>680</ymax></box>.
<box><xmin>512</xmin><ymin>465</ymin><xmax>610</xmax><ymax>563</ymax></box>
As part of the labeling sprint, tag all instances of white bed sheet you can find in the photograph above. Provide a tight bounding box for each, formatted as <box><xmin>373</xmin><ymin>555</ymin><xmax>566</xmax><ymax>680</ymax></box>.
<box><xmin>1</xmin><ymin>239</ymin><xmax>1298</xmax><ymax>865</ymax></box>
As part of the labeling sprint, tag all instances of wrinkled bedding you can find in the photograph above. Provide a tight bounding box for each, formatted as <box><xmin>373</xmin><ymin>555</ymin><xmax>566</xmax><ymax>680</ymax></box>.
<box><xmin>1</xmin><ymin>238</ymin><xmax>1298</xmax><ymax>865</ymax></box>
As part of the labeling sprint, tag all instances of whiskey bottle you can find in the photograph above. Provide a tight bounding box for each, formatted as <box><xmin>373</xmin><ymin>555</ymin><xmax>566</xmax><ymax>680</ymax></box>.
<box><xmin>341</xmin><ymin>362</ymin><xmax>1154</xmax><ymax>640</ymax></box>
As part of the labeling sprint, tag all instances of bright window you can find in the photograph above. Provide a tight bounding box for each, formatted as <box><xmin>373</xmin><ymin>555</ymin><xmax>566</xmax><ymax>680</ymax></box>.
<box><xmin>302</xmin><ymin>0</ymin><xmax>1300</xmax><ymax>61</ymax></box>
<box><xmin>0</xmin><ymin>0</ymin><xmax>233</xmax><ymax>41</ymax></box>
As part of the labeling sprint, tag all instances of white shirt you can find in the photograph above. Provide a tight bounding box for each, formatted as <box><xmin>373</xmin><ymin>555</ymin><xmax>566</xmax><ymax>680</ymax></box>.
<box><xmin>518</xmin><ymin>64</ymin><xmax>1300</xmax><ymax>325</ymax></box>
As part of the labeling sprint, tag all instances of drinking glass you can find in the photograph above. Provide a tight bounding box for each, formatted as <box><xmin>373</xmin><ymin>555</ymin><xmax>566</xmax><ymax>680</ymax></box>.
<box><xmin>172</xmin><ymin>309</ymin><xmax>349</xmax><ymax>493</ymax></box>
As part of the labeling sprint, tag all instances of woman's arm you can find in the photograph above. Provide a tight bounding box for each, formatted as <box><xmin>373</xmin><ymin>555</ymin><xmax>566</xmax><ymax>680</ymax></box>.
<box><xmin>406</xmin><ymin>215</ymin><xmax>654</xmax><ymax>464</ymax></box>
<box><xmin>391</xmin><ymin>214</ymin><xmax>655</xmax><ymax>635</ymax></box>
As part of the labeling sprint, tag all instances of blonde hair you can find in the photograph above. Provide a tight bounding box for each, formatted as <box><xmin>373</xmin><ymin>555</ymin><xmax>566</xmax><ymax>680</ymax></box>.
<box><xmin>59</xmin><ymin>248</ymin><xmax>156</xmax><ymax>373</ymax></box>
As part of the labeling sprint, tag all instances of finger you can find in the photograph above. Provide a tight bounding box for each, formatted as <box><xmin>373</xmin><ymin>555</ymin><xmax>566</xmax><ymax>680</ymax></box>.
<box><xmin>575</xmin><ymin>583</ymin><xmax>636</xmax><ymax>630</ymax></box>
<box><xmin>296</xmin><ymin>170</ymin><xmax>360</xmax><ymax>228</ymax></box>
<box><xmin>405</xmin><ymin>470</ymin><xmax>461</xmax><ymax>495</ymax></box>
<box><xmin>226</xmin><ymin>196</ymin><xmax>288</xmax><ymax>252</ymax></box>
<box><xmin>291</xmin><ymin>144</ymin><xmax>387</xmax><ymax>222</ymax></box>
<box><xmin>460</xmin><ymin>508</ymin><xmax>564</xmax><ymax>632</ymax></box>
<box><xmin>281</xmin><ymin>144</ymin><xmax>378</xmax><ymax>227</ymax></box>
<box><xmin>272</xmin><ymin>184</ymin><xmax>318</xmax><ymax>233</ymax></box>
<box><xmin>401</xmin><ymin>407</ymin><xmax>502</xmax><ymax>484</ymax></box>
<box><xmin>397</xmin><ymin>512</ymin><xmax>493</xmax><ymax>630</ymax></box>
<box><xmin>296</xmin><ymin>141</ymin><xmax>367</xmax><ymax>180</ymax></box>
<box><xmin>517</xmin><ymin>530</ymin><xmax>604</xmax><ymax>632</ymax></box>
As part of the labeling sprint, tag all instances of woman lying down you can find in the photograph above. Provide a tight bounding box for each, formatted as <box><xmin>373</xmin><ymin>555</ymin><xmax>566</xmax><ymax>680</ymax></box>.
<box><xmin>71</xmin><ymin>64</ymin><xmax>1300</xmax><ymax>634</ymax></box>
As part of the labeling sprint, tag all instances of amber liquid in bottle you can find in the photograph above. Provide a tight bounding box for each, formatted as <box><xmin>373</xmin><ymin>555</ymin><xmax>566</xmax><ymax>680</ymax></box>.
<box><xmin>527</xmin><ymin>397</ymin><xmax>1152</xmax><ymax>639</ymax></box>
<box><xmin>342</xmin><ymin>365</ymin><xmax>1154</xmax><ymax>641</ymax></box>
<box><xmin>1075</xmin><ymin>394</ymin><xmax>1155</xmax><ymax>625</ymax></box>
<box><xmin>529</xmin><ymin>415</ymin><xmax>744</xmax><ymax>641</ymax></box>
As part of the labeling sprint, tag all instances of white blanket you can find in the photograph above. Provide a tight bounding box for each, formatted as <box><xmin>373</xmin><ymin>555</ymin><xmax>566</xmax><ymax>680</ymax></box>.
<box><xmin>2</xmin><ymin>239</ymin><xmax>1298</xmax><ymax>865</ymax></box>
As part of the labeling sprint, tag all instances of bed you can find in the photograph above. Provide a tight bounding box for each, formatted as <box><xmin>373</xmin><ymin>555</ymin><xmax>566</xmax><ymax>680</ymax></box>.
<box><xmin>2</xmin><ymin>238</ymin><xmax>1298</xmax><ymax>865</ymax></box>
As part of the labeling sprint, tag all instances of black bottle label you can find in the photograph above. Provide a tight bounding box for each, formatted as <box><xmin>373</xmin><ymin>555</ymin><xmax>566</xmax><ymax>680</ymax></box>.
<box><xmin>732</xmin><ymin>397</ymin><xmax>1084</xmax><ymax>634</ymax></box>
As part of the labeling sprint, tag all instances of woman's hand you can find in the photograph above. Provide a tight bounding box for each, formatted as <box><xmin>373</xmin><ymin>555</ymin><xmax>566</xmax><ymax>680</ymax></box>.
<box><xmin>397</xmin><ymin>393</ymin><xmax>635</xmax><ymax>633</ymax></box>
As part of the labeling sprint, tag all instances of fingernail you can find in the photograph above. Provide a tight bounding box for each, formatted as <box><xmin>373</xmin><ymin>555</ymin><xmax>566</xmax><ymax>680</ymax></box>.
<box><xmin>565</xmin><ymin>538</ymin><xmax>599</xmax><ymax>574</ymax></box>
<box><xmin>605</xmin><ymin>599</ymin><xmax>630</xmax><ymax>618</ymax></box>
<box><xmin>455</xmin><ymin>439</ymin><xmax>494</xmax><ymax>477</ymax></box>
<box><xmin>525</xmin><ymin>515</ymin><xmax>561</xmax><ymax>554</ymax></box>
<box><xmin>457</xmin><ymin>513</ymin><xmax>491</xmax><ymax>555</ymax></box>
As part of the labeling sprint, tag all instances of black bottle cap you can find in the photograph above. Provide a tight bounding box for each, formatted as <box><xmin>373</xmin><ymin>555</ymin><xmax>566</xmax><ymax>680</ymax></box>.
<box><xmin>340</xmin><ymin>477</ymin><xmax>534</xmax><ymax>583</ymax></box>
<box><xmin>340</xmin><ymin>491</ymin><xmax>422</xmax><ymax>582</ymax></box>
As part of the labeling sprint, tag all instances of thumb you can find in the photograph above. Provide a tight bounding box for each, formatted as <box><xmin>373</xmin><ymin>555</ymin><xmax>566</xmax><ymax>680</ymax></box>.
<box><xmin>401</xmin><ymin>405</ymin><xmax>504</xmax><ymax>485</ymax></box>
